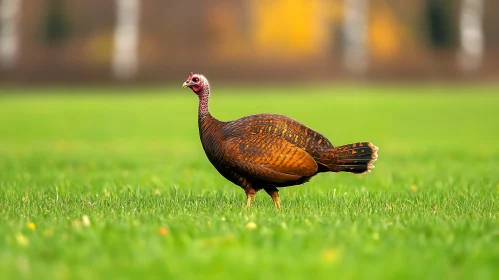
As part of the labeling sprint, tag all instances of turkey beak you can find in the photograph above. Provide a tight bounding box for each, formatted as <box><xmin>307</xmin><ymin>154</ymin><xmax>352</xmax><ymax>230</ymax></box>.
<box><xmin>182</xmin><ymin>80</ymin><xmax>190</xmax><ymax>88</ymax></box>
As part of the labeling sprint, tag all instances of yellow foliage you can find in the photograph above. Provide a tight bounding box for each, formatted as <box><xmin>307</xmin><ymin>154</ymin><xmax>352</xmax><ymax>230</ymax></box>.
<box><xmin>369</xmin><ymin>4</ymin><xmax>404</xmax><ymax>60</ymax></box>
<box><xmin>251</xmin><ymin>0</ymin><xmax>327</xmax><ymax>56</ymax></box>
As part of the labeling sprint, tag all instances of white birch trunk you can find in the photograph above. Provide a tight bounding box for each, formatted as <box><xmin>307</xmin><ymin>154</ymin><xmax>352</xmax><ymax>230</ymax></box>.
<box><xmin>0</xmin><ymin>0</ymin><xmax>21</xmax><ymax>69</ymax></box>
<box><xmin>113</xmin><ymin>0</ymin><xmax>141</xmax><ymax>80</ymax></box>
<box><xmin>459</xmin><ymin>0</ymin><xmax>484</xmax><ymax>72</ymax></box>
<box><xmin>342</xmin><ymin>0</ymin><xmax>368</xmax><ymax>75</ymax></box>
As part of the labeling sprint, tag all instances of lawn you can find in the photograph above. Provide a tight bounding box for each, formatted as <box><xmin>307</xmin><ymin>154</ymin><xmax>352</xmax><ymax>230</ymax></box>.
<box><xmin>0</xmin><ymin>85</ymin><xmax>499</xmax><ymax>279</ymax></box>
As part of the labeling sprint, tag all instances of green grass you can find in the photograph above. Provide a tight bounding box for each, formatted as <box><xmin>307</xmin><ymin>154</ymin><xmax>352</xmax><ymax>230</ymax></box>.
<box><xmin>1</xmin><ymin>85</ymin><xmax>499</xmax><ymax>279</ymax></box>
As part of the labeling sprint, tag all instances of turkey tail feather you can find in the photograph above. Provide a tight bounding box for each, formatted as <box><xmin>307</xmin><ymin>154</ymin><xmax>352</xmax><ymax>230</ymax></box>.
<box><xmin>325</xmin><ymin>142</ymin><xmax>378</xmax><ymax>174</ymax></box>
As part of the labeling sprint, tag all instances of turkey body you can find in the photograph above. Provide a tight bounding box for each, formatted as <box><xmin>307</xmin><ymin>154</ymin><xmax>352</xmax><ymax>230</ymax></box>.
<box><xmin>182</xmin><ymin>72</ymin><xmax>378</xmax><ymax>209</ymax></box>
<box><xmin>199</xmin><ymin>113</ymin><xmax>333</xmax><ymax>189</ymax></box>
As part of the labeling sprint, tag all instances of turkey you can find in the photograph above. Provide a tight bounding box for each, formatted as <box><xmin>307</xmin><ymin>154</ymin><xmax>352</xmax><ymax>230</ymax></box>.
<box><xmin>182</xmin><ymin>72</ymin><xmax>378</xmax><ymax>209</ymax></box>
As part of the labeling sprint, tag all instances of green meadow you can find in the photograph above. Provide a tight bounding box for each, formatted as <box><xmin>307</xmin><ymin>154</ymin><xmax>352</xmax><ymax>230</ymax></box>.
<box><xmin>0</xmin><ymin>85</ymin><xmax>498</xmax><ymax>279</ymax></box>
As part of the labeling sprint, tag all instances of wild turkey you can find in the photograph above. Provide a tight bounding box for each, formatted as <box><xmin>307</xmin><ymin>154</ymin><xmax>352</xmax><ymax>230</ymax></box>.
<box><xmin>182</xmin><ymin>72</ymin><xmax>378</xmax><ymax>209</ymax></box>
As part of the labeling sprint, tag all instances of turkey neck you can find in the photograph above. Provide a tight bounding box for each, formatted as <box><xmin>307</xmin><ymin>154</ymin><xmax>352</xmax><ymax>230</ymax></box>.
<box><xmin>197</xmin><ymin>85</ymin><xmax>219</xmax><ymax>135</ymax></box>
<box><xmin>197</xmin><ymin>85</ymin><xmax>224</xmax><ymax>163</ymax></box>
<box><xmin>197</xmin><ymin>84</ymin><xmax>210</xmax><ymax>119</ymax></box>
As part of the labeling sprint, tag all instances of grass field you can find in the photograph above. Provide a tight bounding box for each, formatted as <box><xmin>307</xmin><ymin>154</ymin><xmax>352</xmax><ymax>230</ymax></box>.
<box><xmin>1</xmin><ymin>85</ymin><xmax>499</xmax><ymax>279</ymax></box>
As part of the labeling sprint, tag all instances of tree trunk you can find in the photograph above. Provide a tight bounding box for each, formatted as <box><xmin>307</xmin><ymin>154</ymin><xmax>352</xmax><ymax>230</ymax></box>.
<box><xmin>113</xmin><ymin>0</ymin><xmax>141</xmax><ymax>80</ymax></box>
<box><xmin>0</xmin><ymin>0</ymin><xmax>21</xmax><ymax>69</ymax></box>
<box><xmin>459</xmin><ymin>0</ymin><xmax>484</xmax><ymax>72</ymax></box>
<box><xmin>342</xmin><ymin>0</ymin><xmax>369</xmax><ymax>75</ymax></box>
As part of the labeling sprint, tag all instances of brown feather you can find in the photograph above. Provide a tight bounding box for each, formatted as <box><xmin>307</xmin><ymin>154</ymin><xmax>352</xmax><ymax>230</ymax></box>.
<box><xmin>224</xmin><ymin>134</ymin><xmax>318</xmax><ymax>184</ymax></box>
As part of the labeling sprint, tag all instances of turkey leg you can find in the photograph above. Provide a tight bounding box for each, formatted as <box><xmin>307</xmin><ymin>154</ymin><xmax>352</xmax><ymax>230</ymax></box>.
<box><xmin>264</xmin><ymin>188</ymin><xmax>281</xmax><ymax>210</ymax></box>
<box><xmin>245</xmin><ymin>187</ymin><xmax>257</xmax><ymax>208</ymax></box>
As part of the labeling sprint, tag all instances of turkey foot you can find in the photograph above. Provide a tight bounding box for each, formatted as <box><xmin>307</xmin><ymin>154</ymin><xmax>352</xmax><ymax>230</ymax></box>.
<box><xmin>265</xmin><ymin>188</ymin><xmax>281</xmax><ymax>210</ymax></box>
<box><xmin>245</xmin><ymin>188</ymin><xmax>257</xmax><ymax>208</ymax></box>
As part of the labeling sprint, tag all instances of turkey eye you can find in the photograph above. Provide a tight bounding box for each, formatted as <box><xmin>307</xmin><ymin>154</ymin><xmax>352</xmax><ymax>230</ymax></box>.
<box><xmin>192</xmin><ymin>78</ymin><xmax>199</xmax><ymax>82</ymax></box>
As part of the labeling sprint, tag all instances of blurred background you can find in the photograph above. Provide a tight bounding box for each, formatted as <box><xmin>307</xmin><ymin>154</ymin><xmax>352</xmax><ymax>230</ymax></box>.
<box><xmin>0</xmin><ymin>0</ymin><xmax>497</xmax><ymax>85</ymax></box>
